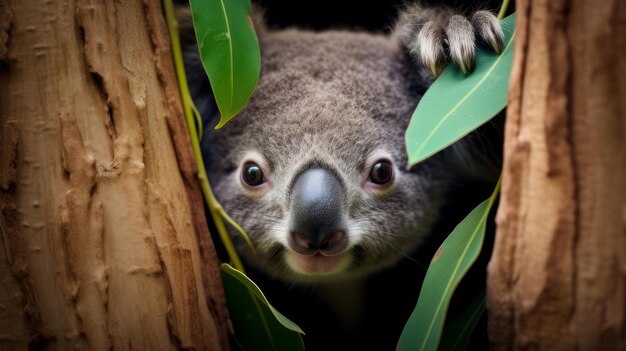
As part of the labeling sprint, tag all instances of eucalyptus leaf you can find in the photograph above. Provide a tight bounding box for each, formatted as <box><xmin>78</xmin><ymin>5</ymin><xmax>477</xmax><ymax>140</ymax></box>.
<box><xmin>397</xmin><ymin>180</ymin><xmax>499</xmax><ymax>351</ymax></box>
<box><xmin>405</xmin><ymin>14</ymin><xmax>515</xmax><ymax>167</ymax></box>
<box><xmin>220</xmin><ymin>264</ymin><xmax>305</xmax><ymax>351</ymax></box>
<box><xmin>438</xmin><ymin>289</ymin><xmax>486</xmax><ymax>351</ymax></box>
<box><xmin>189</xmin><ymin>0</ymin><xmax>260</xmax><ymax>128</ymax></box>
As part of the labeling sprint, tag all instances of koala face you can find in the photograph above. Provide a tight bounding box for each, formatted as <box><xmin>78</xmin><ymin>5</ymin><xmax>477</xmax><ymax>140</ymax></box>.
<box><xmin>203</xmin><ymin>29</ymin><xmax>448</xmax><ymax>283</ymax></box>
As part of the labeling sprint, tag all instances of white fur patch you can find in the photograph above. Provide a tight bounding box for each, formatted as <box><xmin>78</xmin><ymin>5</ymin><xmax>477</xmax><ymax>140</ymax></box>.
<box><xmin>284</xmin><ymin>251</ymin><xmax>352</xmax><ymax>276</ymax></box>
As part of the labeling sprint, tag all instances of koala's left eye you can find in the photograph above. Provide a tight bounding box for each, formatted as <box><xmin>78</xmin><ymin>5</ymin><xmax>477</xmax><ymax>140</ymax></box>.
<box><xmin>368</xmin><ymin>160</ymin><xmax>394</xmax><ymax>185</ymax></box>
<box><xmin>242</xmin><ymin>162</ymin><xmax>265</xmax><ymax>187</ymax></box>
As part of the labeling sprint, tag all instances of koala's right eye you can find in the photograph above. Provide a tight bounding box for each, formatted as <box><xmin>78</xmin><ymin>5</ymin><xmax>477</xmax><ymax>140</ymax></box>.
<box><xmin>368</xmin><ymin>160</ymin><xmax>394</xmax><ymax>185</ymax></box>
<box><xmin>241</xmin><ymin>162</ymin><xmax>265</xmax><ymax>187</ymax></box>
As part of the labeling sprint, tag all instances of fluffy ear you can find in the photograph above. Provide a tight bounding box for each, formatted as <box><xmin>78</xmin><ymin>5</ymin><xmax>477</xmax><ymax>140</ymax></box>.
<box><xmin>393</xmin><ymin>3</ymin><xmax>503</xmax><ymax>76</ymax></box>
<box><xmin>175</xmin><ymin>5</ymin><xmax>267</xmax><ymax>130</ymax></box>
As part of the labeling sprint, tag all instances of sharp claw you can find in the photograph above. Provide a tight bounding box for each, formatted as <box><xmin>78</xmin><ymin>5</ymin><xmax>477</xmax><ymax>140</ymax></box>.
<box><xmin>412</xmin><ymin>21</ymin><xmax>446</xmax><ymax>76</ymax></box>
<box><xmin>446</xmin><ymin>15</ymin><xmax>475</xmax><ymax>75</ymax></box>
<box><xmin>471</xmin><ymin>11</ymin><xmax>505</xmax><ymax>54</ymax></box>
<box><xmin>490</xmin><ymin>38</ymin><xmax>502</xmax><ymax>54</ymax></box>
<box><xmin>451</xmin><ymin>51</ymin><xmax>474</xmax><ymax>75</ymax></box>
<box><xmin>458</xmin><ymin>62</ymin><xmax>468</xmax><ymax>75</ymax></box>
<box><xmin>430</xmin><ymin>64</ymin><xmax>438</xmax><ymax>76</ymax></box>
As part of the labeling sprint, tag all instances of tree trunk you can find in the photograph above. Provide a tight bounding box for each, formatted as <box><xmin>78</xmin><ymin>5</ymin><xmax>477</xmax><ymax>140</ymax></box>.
<box><xmin>0</xmin><ymin>0</ymin><xmax>229</xmax><ymax>350</ymax></box>
<box><xmin>488</xmin><ymin>0</ymin><xmax>626</xmax><ymax>350</ymax></box>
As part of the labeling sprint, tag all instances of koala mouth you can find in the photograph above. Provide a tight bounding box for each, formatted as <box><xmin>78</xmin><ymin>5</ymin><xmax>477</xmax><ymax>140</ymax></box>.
<box><xmin>284</xmin><ymin>250</ymin><xmax>351</xmax><ymax>275</ymax></box>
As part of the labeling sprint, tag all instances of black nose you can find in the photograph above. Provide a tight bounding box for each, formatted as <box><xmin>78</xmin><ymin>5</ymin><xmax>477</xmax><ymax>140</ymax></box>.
<box><xmin>288</xmin><ymin>168</ymin><xmax>347</xmax><ymax>254</ymax></box>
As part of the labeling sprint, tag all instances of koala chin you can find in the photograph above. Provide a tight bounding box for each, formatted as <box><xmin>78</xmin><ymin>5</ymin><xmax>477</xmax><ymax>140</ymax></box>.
<box><xmin>180</xmin><ymin>2</ymin><xmax>504</xmax><ymax>350</ymax></box>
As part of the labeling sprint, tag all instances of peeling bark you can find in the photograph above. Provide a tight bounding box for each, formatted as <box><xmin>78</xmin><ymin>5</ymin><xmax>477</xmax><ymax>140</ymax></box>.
<box><xmin>0</xmin><ymin>1</ymin><xmax>227</xmax><ymax>350</ymax></box>
<box><xmin>487</xmin><ymin>0</ymin><xmax>626</xmax><ymax>350</ymax></box>
<box><xmin>0</xmin><ymin>0</ymin><xmax>11</xmax><ymax>61</ymax></box>
<box><xmin>142</xmin><ymin>2</ymin><xmax>231</xmax><ymax>348</ymax></box>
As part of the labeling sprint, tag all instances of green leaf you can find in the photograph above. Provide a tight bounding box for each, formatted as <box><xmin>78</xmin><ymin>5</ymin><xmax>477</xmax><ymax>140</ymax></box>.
<box><xmin>220</xmin><ymin>264</ymin><xmax>305</xmax><ymax>351</ymax></box>
<box><xmin>405</xmin><ymin>14</ymin><xmax>515</xmax><ymax>167</ymax></box>
<box><xmin>397</xmin><ymin>178</ymin><xmax>500</xmax><ymax>351</ymax></box>
<box><xmin>189</xmin><ymin>0</ymin><xmax>260</xmax><ymax>128</ymax></box>
<box><xmin>438</xmin><ymin>289</ymin><xmax>486</xmax><ymax>351</ymax></box>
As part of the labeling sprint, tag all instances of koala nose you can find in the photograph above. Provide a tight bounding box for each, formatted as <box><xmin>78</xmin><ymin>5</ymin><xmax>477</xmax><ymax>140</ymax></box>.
<box><xmin>288</xmin><ymin>168</ymin><xmax>347</xmax><ymax>255</ymax></box>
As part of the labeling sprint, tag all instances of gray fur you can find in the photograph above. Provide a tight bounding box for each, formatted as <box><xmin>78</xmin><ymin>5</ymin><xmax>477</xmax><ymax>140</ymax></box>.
<box><xmin>472</xmin><ymin>10</ymin><xmax>505</xmax><ymax>53</ymax></box>
<box><xmin>394</xmin><ymin>3</ymin><xmax>454</xmax><ymax>78</ymax></box>
<box><xmin>446</xmin><ymin>15</ymin><xmax>476</xmax><ymax>74</ymax></box>
<box><xmin>394</xmin><ymin>3</ymin><xmax>504</xmax><ymax>75</ymax></box>
<box><xmin>412</xmin><ymin>21</ymin><xmax>446</xmax><ymax>75</ymax></box>
<box><xmin>180</xmin><ymin>5</ymin><xmax>502</xmax><ymax>285</ymax></box>
<box><xmin>204</xmin><ymin>28</ymin><xmax>445</xmax><ymax>283</ymax></box>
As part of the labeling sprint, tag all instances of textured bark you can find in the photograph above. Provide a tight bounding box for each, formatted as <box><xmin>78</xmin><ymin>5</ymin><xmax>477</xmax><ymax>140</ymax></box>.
<box><xmin>487</xmin><ymin>0</ymin><xmax>626</xmax><ymax>350</ymax></box>
<box><xmin>0</xmin><ymin>0</ymin><xmax>228</xmax><ymax>350</ymax></box>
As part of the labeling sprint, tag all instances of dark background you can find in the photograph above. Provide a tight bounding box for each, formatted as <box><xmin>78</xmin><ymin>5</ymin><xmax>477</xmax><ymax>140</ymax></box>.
<box><xmin>255</xmin><ymin>0</ymin><xmax>513</xmax><ymax>32</ymax></box>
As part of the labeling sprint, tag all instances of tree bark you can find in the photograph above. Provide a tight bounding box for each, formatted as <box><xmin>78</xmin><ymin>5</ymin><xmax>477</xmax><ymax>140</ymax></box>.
<box><xmin>488</xmin><ymin>0</ymin><xmax>626</xmax><ymax>350</ymax></box>
<box><xmin>0</xmin><ymin>0</ymin><xmax>228</xmax><ymax>350</ymax></box>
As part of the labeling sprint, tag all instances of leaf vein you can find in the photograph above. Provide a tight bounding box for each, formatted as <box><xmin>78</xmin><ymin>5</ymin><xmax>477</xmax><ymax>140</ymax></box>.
<box><xmin>218</xmin><ymin>0</ymin><xmax>234</xmax><ymax>107</ymax></box>
<box><xmin>411</xmin><ymin>30</ymin><xmax>516</xmax><ymax>163</ymax></box>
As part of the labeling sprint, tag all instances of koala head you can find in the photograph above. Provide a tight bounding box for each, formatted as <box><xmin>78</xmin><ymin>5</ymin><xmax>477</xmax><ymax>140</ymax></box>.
<box><xmin>200</xmin><ymin>27</ymin><xmax>452</xmax><ymax>284</ymax></box>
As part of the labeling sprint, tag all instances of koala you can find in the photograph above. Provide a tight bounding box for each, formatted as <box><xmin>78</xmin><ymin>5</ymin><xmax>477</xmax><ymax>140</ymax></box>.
<box><xmin>180</xmin><ymin>2</ymin><xmax>504</xmax><ymax>350</ymax></box>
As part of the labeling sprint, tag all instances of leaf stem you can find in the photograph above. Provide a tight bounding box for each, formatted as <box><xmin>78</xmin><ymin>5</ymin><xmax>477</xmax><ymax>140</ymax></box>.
<box><xmin>163</xmin><ymin>0</ymin><xmax>253</xmax><ymax>273</ymax></box>
<box><xmin>488</xmin><ymin>173</ymin><xmax>502</xmax><ymax>209</ymax></box>
<box><xmin>498</xmin><ymin>0</ymin><xmax>511</xmax><ymax>20</ymax></box>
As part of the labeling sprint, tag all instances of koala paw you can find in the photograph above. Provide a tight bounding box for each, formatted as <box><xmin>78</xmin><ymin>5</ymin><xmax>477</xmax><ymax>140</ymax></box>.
<box><xmin>411</xmin><ymin>11</ymin><xmax>504</xmax><ymax>75</ymax></box>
